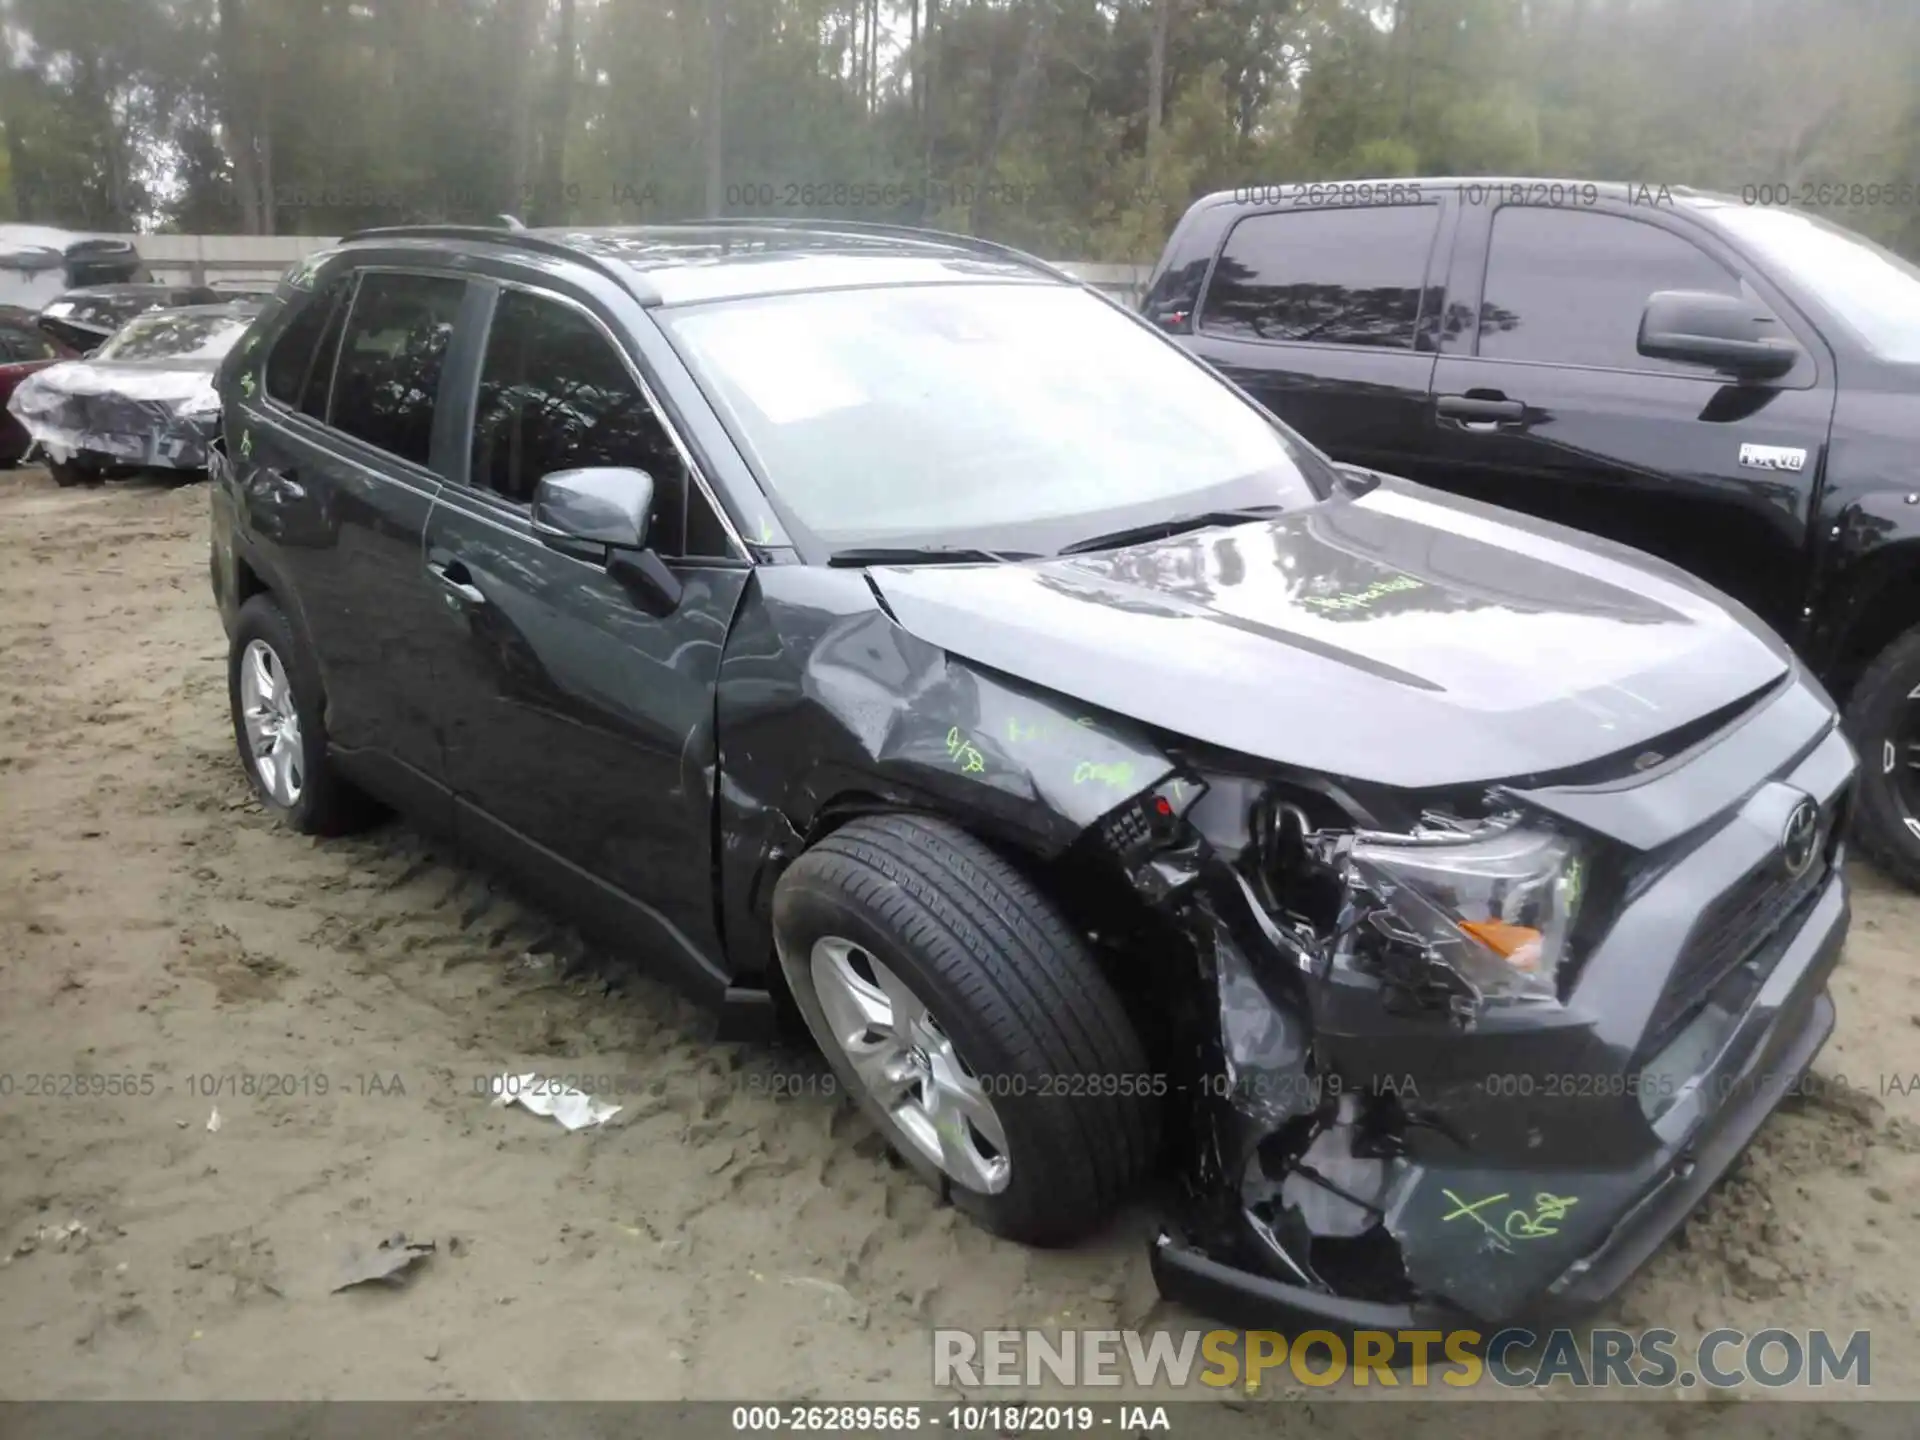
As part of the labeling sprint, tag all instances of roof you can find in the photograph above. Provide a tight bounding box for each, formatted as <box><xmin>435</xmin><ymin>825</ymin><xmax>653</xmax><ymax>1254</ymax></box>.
<box><xmin>1191</xmin><ymin>178</ymin><xmax>1730</xmax><ymax>210</ymax></box>
<box><xmin>341</xmin><ymin>220</ymin><xmax>1071</xmax><ymax>305</ymax></box>
<box><xmin>0</xmin><ymin>224</ymin><xmax>131</xmax><ymax>252</ymax></box>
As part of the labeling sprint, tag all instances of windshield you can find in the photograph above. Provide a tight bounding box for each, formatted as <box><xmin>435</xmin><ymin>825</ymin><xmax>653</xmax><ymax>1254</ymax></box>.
<box><xmin>1713</xmin><ymin>205</ymin><xmax>1920</xmax><ymax>363</ymax></box>
<box><xmin>96</xmin><ymin>311</ymin><xmax>250</xmax><ymax>363</ymax></box>
<box><xmin>659</xmin><ymin>282</ymin><xmax>1326</xmax><ymax>551</ymax></box>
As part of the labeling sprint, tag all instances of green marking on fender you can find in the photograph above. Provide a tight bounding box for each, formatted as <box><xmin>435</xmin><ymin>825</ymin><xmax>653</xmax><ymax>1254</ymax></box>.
<box><xmin>1072</xmin><ymin>760</ymin><xmax>1135</xmax><ymax>788</ymax></box>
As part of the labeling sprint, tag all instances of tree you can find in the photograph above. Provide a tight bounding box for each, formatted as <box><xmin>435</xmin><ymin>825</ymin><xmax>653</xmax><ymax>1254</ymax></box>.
<box><xmin>1</xmin><ymin>0</ymin><xmax>1917</xmax><ymax>260</ymax></box>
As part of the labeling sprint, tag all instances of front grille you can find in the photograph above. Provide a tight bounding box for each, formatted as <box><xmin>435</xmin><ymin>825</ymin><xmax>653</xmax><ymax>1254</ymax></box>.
<box><xmin>84</xmin><ymin>396</ymin><xmax>147</xmax><ymax>433</ymax></box>
<box><xmin>1646</xmin><ymin>852</ymin><xmax>1827</xmax><ymax>1050</ymax></box>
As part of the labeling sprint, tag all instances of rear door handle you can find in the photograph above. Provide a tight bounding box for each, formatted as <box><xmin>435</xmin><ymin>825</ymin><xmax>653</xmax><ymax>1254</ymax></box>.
<box><xmin>1436</xmin><ymin>393</ymin><xmax>1527</xmax><ymax>428</ymax></box>
<box><xmin>427</xmin><ymin>558</ymin><xmax>486</xmax><ymax>607</ymax></box>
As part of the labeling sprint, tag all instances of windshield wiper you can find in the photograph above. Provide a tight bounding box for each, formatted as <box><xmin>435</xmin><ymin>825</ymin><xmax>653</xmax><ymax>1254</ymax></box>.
<box><xmin>1055</xmin><ymin>505</ymin><xmax>1287</xmax><ymax>557</ymax></box>
<box><xmin>826</xmin><ymin>545</ymin><xmax>1040</xmax><ymax>568</ymax></box>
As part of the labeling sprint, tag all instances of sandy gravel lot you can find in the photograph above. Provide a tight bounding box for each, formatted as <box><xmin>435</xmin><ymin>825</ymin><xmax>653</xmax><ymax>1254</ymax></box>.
<box><xmin>2</xmin><ymin>464</ymin><xmax>1919</xmax><ymax>1408</ymax></box>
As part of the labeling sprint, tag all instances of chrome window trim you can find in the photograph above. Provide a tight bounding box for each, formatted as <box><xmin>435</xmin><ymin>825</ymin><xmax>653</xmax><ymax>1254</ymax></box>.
<box><xmin>463</xmin><ymin>276</ymin><xmax>748</xmax><ymax>560</ymax></box>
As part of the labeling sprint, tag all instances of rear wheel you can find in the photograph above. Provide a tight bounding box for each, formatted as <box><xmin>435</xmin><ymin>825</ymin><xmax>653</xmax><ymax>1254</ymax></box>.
<box><xmin>1843</xmin><ymin>622</ymin><xmax>1920</xmax><ymax>889</ymax></box>
<box><xmin>227</xmin><ymin>594</ymin><xmax>378</xmax><ymax>835</ymax></box>
<box><xmin>772</xmin><ymin>813</ymin><xmax>1158</xmax><ymax>1245</ymax></box>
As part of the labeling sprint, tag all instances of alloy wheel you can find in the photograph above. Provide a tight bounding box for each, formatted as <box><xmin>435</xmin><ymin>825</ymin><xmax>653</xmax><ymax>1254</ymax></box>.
<box><xmin>808</xmin><ymin>935</ymin><xmax>1011</xmax><ymax>1195</ymax></box>
<box><xmin>1889</xmin><ymin>682</ymin><xmax>1920</xmax><ymax>843</ymax></box>
<box><xmin>239</xmin><ymin>638</ymin><xmax>304</xmax><ymax>808</ymax></box>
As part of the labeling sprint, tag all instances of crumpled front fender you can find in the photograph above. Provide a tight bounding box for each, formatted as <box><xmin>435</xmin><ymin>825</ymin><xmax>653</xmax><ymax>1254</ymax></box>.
<box><xmin>713</xmin><ymin>567</ymin><xmax>1175</xmax><ymax>982</ymax></box>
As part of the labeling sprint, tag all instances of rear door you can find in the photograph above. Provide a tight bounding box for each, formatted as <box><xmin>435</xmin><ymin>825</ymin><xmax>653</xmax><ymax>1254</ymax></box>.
<box><xmin>238</xmin><ymin>265</ymin><xmax>475</xmax><ymax>815</ymax></box>
<box><xmin>421</xmin><ymin>279</ymin><xmax>751</xmax><ymax>996</ymax></box>
<box><xmin>1424</xmin><ymin>201</ymin><xmax>1836</xmax><ymax>639</ymax></box>
<box><xmin>1183</xmin><ymin>198</ymin><xmax>1454</xmax><ymax>479</ymax></box>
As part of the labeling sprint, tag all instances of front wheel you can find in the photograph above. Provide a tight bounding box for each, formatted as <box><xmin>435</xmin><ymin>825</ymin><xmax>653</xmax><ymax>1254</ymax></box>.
<box><xmin>772</xmin><ymin>814</ymin><xmax>1158</xmax><ymax>1246</ymax></box>
<box><xmin>1843</xmin><ymin>622</ymin><xmax>1920</xmax><ymax>889</ymax></box>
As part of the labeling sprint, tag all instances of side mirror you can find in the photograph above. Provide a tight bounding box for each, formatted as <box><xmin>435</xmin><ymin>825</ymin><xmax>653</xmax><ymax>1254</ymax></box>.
<box><xmin>530</xmin><ymin>466</ymin><xmax>683</xmax><ymax>616</ymax></box>
<box><xmin>1637</xmin><ymin>290</ymin><xmax>1799</xmax><ymax>380</ymax></box>
<box><xmin>532</xmin><ymin>466</ymin><xmax>654</xmax><ymax>549</ymax></box>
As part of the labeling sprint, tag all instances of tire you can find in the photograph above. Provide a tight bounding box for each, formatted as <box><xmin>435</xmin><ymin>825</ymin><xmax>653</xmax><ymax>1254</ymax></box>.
<box><xmin>227</xmin><ymin>594</ymin><xmax>378</xmax><ymax>836</ymax></box>
<box><xmin>772</xmin><ymin>813</ymin><xmax>1158</xmax><ymax>1245</ymax></box>
<box><xmin>48</xmin><ymin>460</ymin><xmax>91</xmax><ymax>488</ymax></box>
<box><xmin>1843</xmin><ymin>623</ymin><xmax>1920</xmax><ymax>889</ymax></box>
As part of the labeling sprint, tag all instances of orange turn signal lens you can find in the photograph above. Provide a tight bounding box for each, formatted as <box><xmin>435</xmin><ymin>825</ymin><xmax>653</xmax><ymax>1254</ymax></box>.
<box><xmin>1458</xmin><ymin>919</ymin><xmax>1544</xmax><ymax>971</ymax></box>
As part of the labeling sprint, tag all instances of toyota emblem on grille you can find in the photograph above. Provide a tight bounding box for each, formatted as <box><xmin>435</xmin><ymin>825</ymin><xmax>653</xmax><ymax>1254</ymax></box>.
<box><xmin>1781</xmin><ymin>797</ymin><xmax>1821</xmax><ymax>877</ymax></box>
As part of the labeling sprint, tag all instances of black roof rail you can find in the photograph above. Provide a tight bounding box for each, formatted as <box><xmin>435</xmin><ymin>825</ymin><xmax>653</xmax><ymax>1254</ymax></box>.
<box><xmin>681</xmin><ymin>215</ymin><xmax>1078</xmax><ymax>286</ymax></box>
<box><xmin>335</xmin><ymin>223</ymin><xmax>655</xmax><ymax>297</ymax></box>
<box><xmin>337</xmin><ymin>217</ymin><xmax>1089</xmax><ymax>301</ymax></box>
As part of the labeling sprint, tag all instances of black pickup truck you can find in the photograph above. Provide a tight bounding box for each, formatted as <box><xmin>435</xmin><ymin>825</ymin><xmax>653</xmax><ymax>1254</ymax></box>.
<box><xmin>1143</xmin><ymin>179</ymin><xmax>1920</xmax><ymax>885</ymax></box>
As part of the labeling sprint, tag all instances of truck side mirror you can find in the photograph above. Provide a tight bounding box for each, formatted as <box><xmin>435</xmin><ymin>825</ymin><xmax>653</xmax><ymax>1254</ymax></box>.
<box><xmin>1637</xmin><ymin>290</ymin><xmax>1800</xmax><ymax>380</ymax></box>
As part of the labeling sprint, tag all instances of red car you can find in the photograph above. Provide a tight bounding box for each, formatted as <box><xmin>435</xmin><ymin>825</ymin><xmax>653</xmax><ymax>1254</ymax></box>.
<box><xmin>0</xmin><ymin>304</ymin><xmax>76</xmax><ymax>464</ymax></box>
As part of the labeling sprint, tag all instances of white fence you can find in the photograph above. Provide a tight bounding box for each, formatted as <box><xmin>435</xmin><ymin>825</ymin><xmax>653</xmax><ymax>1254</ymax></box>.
<box><xmin>107</xmin><ymin>233</ymin><xmax>1152</xmax><ymax>305</ymax></box>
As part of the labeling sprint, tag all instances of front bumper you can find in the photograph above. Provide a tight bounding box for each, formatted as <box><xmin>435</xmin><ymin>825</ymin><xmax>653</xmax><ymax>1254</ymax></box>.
<box><xmin>1153</xmin><ymin>870</ymin><xmax>1843</xmax><ymax>1331</ymax></box>
<box><xmin>30</xmin><ymin>426</ymin><xmax>216</xmax><ymax>472</ymax></box>
<box><xmin>1152</xmin><ymin>684</ymin><xmax>1855</xmax><ymax>1333</ymax></box>
<box><xmin>11</xmin><ymin>386</ymin><xmax>220</xmax><ymax>473</ymax></box>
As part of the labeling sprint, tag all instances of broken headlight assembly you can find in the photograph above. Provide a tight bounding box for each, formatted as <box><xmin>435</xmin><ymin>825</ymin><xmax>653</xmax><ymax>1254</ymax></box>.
<box><xmin>1330</xmin><ymin>815</ymin><xmax>1587</xmax><ymax>1015</ymax></box>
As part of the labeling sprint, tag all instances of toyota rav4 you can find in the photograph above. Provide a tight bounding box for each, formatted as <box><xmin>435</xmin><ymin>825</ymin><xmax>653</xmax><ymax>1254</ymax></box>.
<box><xmin>209</xmin><ymin>220</ymin><xmax>1855</xmax><ymax>1333</ymax></box>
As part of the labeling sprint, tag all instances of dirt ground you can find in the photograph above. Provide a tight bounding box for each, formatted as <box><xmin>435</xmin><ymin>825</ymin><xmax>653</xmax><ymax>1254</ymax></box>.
<box><xmin>2</xmin><ymin>463</ymin><xmax>1919</xmax><ymax>1405</ymax></box>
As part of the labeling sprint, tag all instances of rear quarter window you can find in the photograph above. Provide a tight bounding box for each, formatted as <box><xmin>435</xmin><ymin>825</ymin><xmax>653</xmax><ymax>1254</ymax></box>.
<box><xmin>264</xmin><ymin>276</ymin><xmax>353</xmax><ymax>419</ymax></box>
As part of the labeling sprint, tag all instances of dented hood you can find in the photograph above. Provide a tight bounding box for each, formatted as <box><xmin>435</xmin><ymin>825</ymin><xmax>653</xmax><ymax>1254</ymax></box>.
<box><xmin>865</xmin><ymin>480</ymin><xmax>1792</xmax><ymax>790</ymax></box>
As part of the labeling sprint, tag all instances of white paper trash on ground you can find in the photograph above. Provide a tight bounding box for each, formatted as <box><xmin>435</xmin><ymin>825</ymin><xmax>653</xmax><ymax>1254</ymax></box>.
<box><xmin>488</xmin><ymin>1073</ymin><xmax>620</xmax><ymax>1132</ymax></box>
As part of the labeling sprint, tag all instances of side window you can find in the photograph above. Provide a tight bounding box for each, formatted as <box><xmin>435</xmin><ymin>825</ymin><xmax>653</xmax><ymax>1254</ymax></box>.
<box><xmin>329</xmin><ymin>272</ymin><xmax>466</xmax><ymax>467</ymax></box>
<box><xmin>1478</xmin><ymin>208</ymin><xmax>1753</xmax><ymax>372</ymax></box>
<box><xmin>469</xmin><ymin>288</ymin><xmax>719</xmax><ymax>556</ymax></box>
<box><xmin>1198</xmin><ymin>205</ymin><xmax>1441</xmax><ymax>349</ymax></box>
<box><xmin>299</xmin><ymin>283</ymin><xmax>352</xmax><ymax>421</ymax></box>
<box><xmin>265</xmin><ymin>276</ymin><xmax>350</xmax><ymax>414</ymax></box>
<box><xmin>0</xmin><ymin>326</ymin><xmax>56</xmax><ymax>360</ymax></box>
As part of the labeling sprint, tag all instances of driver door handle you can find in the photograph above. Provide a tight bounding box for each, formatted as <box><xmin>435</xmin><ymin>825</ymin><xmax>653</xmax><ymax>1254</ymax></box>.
<box><xmin>427</xmin><ymin>557</ymin><xmax>487</xmax><ymax>607</ymax></box>
<box><xmin>1436</xmin><ymin>392</ymin><xmax>1527</xmax><ymax>428</ymax></box>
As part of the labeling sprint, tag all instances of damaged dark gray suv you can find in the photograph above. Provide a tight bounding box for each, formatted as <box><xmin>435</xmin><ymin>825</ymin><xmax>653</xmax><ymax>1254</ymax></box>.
<box><xmin>208</xmin><ymin>220</ymin><xmax>1855</xmax><ymax>1334</ymax></box>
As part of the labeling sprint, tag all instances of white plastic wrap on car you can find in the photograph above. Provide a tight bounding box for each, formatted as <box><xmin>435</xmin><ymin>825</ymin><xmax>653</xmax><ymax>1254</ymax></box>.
<box><xmin>6</xmin><ymin>362</ymin><xmax>222</xmax><ymax>470</ymax></box>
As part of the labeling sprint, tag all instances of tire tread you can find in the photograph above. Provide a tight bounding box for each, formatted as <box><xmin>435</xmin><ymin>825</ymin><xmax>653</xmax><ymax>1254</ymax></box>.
<box><xmin>1842</xmin><ymin>622</ymin><xmax>1920</xmax><ymax>889</ymax></box>
<box><xmin>779</xmin><ymin>813</ymin><xmax>1156</xmax><ymax>1243</ymax></box>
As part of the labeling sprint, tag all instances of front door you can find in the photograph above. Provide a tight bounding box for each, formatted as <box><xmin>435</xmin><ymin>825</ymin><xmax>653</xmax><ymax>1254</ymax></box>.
<box><xmin>421</xmin><ymin>282</ymin><xmax>750</xmax><ymax>997</ymax></box>
<box><xmin>1421</xmin><ymin>203</ymin><xmax>1837</xmax><ymax>640</ymax></box>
